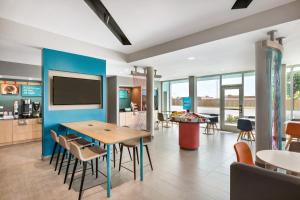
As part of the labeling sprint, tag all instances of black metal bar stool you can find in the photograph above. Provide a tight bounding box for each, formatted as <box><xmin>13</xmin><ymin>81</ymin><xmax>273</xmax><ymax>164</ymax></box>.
<box><xmin>57</xmin><ymin>135</ymin><xmax>93</xmax><ymax>177</ymax></box>
<box><xmin>103</xmin><ymin>144</ymin><xmax>123</xmax><ymax>168</ymax></box>
<box><xmin>49</xmin><ymin>130</ymin><xmax>81</xmax><ymax>171</ymax></box>
<box><xmin>68</xmin><ymin>142</ymin><xmax>107</xmax><ymax>200</ymax></box>
<box><xmin>119</xmin><ymin>136</ymin><xmax>153</xmax><ymax>180</ymax></box>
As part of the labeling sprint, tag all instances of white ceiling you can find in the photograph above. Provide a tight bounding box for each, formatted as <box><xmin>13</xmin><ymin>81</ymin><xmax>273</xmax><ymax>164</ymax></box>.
<box><xmin>1</xmin><ymin>19</ymin><xmax>300</xmax><ymax>80</ymax></box>
<box><xmin>132</xmin><ymin>20</ymin><xmax>300</xmax><ymax>80</ymax></box>
<box><xmin>0</xmin><ymin>0</ymin><xmax>295</xmax><ymax>54</ymax></box>
<box><xmin>0</xmin><ymin>39</ymin><xmax>41</xmax><ymax>65</ymax></box>
<box><xmin>0</xmin><ymin>0</ymin><xmax>299</xmax><ymax>81</ymax></box>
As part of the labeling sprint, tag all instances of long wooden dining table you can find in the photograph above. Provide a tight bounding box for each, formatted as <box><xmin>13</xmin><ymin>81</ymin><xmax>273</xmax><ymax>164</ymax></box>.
<box><xmin>60</xmin><ymin>120</ymin><xmax>150</xmax><ymax>198</ymax></box>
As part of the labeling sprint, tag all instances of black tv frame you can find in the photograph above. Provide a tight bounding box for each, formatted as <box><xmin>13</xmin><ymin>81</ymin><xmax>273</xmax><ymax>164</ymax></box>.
<box><xmin>52</xmin><ymin>76</ymin><xmax>103</xmax><ymax>107</ymax></box>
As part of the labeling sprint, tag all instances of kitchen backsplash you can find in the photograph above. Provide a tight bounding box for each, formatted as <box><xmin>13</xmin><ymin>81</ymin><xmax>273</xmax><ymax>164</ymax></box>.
<box><xmin>0</xmin><ymin>80</ymin><xmax>42</xmax><ymax>113</ymax></box>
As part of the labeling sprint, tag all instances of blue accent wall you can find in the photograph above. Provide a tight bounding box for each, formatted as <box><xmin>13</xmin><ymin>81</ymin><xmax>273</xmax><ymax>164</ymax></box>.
<box><xmin>42</xmin><ymin>49</ymin><xmax>106</xmax><ymax>156</ymax></box>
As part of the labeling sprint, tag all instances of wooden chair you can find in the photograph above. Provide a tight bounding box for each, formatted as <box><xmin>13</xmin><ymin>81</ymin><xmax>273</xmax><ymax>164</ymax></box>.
<box><xmin>157</xmin><ymin>113</ymin><xmax>169</xmax><ymax>129</ymax></box>
<box><xmin>285</xmin><ymin>122</ymin><xmax>300</xmax><ymax>150</ymax></box>
<box><xmin>233</xmin><ymin>142</ymin><xmax>254</xmax><ymax>166</ymax></box>
<box><xmin>237</xmin><ymin>119</ymin><xmax>255</xmax><ymax>144</ymax></box>
<box><xmin>68</xmin><ymin>142</ymin><xmax>107</xmax><ymax>200</ymax></box>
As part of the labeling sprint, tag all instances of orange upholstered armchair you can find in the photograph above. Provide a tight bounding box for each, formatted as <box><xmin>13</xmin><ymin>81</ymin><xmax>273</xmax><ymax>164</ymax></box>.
<box><xmin>234</xmin><ymin>142</ymin><xmax>254</xmax><ymax>166</ymax></box>
<box><xmin>285</xmin><ymin>122</ymin><xmax>300</xmax><ymax>150</ymax></box>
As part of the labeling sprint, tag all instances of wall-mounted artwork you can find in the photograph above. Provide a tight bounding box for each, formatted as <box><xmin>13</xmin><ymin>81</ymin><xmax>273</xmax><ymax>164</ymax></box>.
<box><xmin>0</xmin><ymin>83</ymin><xmax>19</xmax><ymax>95</ymax></box>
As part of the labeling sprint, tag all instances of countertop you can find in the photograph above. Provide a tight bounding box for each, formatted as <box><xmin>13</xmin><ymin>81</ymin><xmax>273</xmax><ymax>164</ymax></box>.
<box><xmin>0</xmin><ymin>116</ymin><xmax>42</xmax><ymax>120</ymax></box>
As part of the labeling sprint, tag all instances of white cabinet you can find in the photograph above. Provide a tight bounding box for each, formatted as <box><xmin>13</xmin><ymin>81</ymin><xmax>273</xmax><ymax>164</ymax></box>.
<box><xmin>119</xmin><ymin>111</ymin><xmax>158</xmax><ymax>130</ymax></box>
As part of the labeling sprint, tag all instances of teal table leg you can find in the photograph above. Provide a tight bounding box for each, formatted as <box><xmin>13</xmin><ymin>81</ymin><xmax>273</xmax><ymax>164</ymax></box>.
<box><xmin>106</xmin><ymin>144</ymin><xmax>111</xmax><ymax>198</ymax></box>
<box><xmin>139</xmin><ymin>137</ymin><xmax>144</xmax><ymax>181</ymax></box>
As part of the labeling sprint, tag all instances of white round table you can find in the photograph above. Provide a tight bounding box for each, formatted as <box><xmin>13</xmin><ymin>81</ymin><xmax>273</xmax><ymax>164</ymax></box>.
<box><xmin>256</xmin><ymin>150</ymin><xmax>300</xmax><ymax>173</ymax></box>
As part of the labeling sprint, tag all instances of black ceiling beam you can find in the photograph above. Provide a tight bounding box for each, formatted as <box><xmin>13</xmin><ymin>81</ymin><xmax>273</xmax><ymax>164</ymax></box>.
<box><xmin>84</xmin><ymin>0</ymin><xmax>131</xmax><ymax>45</ymax></box>
<box><xmin>232</xmin><ymin>0</ymin><xmax>253</xmax><ymax>9</ymax></box>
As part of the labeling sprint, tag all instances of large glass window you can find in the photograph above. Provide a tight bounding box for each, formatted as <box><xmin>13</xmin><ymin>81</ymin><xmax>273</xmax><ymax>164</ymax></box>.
<box><xmin>197</xmin><ymin>76</ymin><xmax>220</xmax><ymax>114</ymax></box>
<box><xmin>244</xmin><ymin>72</ymin><xmax>256</xmax><ymax>117</ymax></box>
<box><xmin>286</xmin><ymin>67</ymin><xmax>292</xmax><ymax>120</ymax></box>
<box><xmin>170</xmin><ymin>79</ymin><xmax>189</xmax><ymax>111</ymax></box>
<box><xmin>162</xmin><ymin>81</ymin><xmax>170</xmax><ymax>111</ymax></box>
<box><xmin>292</xmin><ymin>67</ymin><xmax>300</xmax><ymax>119</ymax></box>
<box><xmin>222</xmin><ymin>73</ymin><xmax>242</xmax><ymax>85</ymax></box>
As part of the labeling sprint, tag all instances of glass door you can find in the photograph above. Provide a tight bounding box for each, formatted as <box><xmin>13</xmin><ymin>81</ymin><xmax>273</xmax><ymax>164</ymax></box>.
<box><xmin>221</xmin><ymin>85</ymin><xmax>243</xmax><ymax>132</ymax></box>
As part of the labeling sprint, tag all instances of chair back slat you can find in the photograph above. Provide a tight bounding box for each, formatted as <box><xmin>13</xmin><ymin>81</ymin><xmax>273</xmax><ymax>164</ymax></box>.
<box><xmin>59</xmin><ymin>136</ymin><xmax>69</xmax><ymax>150</ymax></box>
<box><xmin>237</xmin><ymin>119</ymin><xmax>253</xmax><ymax>131</ymax></box>
<box><xmin>70</xmin><ymin>142</ymin><xmax>83</xmax><ymax>160</ymax></box>
<box><xmin>158</xmin><ymin>113</ymin><xmax>165</xmax><ymax>121</ymax></box>
<box><xmin>286</xmin><ymin>122</ymin><xmax>300</xmax><ymax>137</ymax></box>
<box><xmin>50</xmin><ymin>130</ymin><xmax>59</xmax><ymax>143</ymax></box>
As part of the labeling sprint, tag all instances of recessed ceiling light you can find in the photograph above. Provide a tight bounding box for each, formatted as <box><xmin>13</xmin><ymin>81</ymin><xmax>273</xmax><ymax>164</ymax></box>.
<box><xmin>187</xmin><ymin>57</ymin><xmax>196</xmax><ymax>60</ymax></box>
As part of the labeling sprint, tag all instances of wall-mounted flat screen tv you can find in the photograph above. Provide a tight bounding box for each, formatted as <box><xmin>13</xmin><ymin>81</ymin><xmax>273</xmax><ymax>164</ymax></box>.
<box><xmin>53</xmin><ymin>76</ymin><xmax>102</xmax><ymax>106</ymax></box>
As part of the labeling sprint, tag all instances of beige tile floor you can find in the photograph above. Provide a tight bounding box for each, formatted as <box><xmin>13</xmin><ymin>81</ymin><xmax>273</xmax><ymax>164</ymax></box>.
<box><xmin>0</xmin><ymin>125</ymin><xmax>252</xmax><ymax>200</ymax></box>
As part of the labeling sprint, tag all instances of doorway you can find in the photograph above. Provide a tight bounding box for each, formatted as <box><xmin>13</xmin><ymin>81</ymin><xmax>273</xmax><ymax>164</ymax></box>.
<box><xmin>220</xmin><ymin>85</ymin><xmax>243</xmax><ymax>132</ymax></box>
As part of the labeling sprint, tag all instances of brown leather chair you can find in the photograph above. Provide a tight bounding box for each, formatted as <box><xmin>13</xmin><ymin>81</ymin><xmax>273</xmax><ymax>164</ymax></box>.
<box><xmin>233</xmin><ymin>142</ymin><xmax>254</xmax><ymax>166</ymax></box>
<box><xmin>285</xmin><ymin>122</ymin><xmax>300</xmax><ymax>150</ymax></box>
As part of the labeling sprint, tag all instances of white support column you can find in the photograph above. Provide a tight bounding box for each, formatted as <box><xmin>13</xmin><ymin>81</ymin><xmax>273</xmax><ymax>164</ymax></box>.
<box><xmin>255</xmin><ymin>39</ymin><xmax>284</xmax><ymax>153</ymax></box>
<box><xmin>146</xmin><ymin>67</ymin><xmax>154</xmax><ymax>135</ymax></box>
<box><xmin>189</xmin><ymin>76</ymin><xmax>197</xmax><ymax>113</ymax></box>
<box><xmin>255</xmin><ymin>41</ymin><xmax>272</xmax><ymax>152</ymax></box>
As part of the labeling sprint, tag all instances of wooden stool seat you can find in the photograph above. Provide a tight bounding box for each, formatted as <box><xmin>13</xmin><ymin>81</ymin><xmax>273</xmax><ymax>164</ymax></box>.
<box><xmin>80</xmin><ymin>146</ymin><xmax>107</xmax><ymax>161</ymax></box>
<box><xmin>121</xmin><ymin>139</ymin><xmax>139</xmax><ymax>147</ymax></box>
<box><xmin>122</xmin><ymin>136</ymin><xmax>152</xmax><ymax>147</ymax></box>
<box><xmin>59</xmin><ymin>136</ymin><xmax>92</xmax><ymax>151</ymax></box>
<box><xmin>73</xmin><ymin>138</ymin><xmax>93</xmax><ymax>148</ymax></box>
<box><xmin>65</xmin><ymin>134</ymin><xmax>81</xmax><ymax>141</ymax></box>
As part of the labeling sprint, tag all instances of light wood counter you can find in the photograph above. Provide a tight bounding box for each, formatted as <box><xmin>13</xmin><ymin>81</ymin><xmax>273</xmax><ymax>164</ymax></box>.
<box><xmin>0</xmin><ymin>120</ymin><xmax>13</xmax><ymax>146</ymax></box>
<box><xmin>0</xmin><ymin>118</ymin><xmax>42</xmax><ymax>146</ymax></box>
